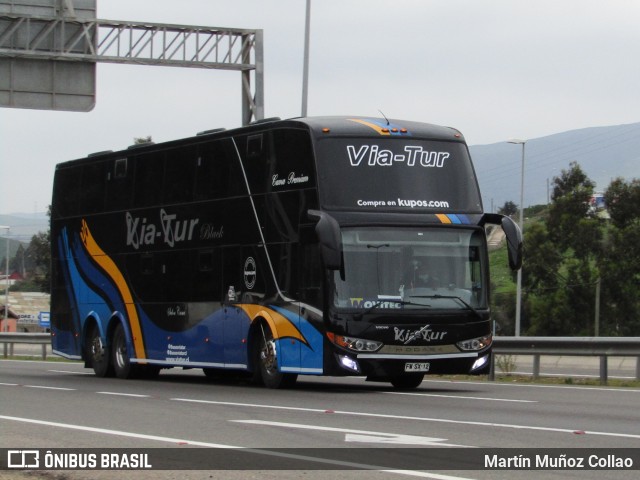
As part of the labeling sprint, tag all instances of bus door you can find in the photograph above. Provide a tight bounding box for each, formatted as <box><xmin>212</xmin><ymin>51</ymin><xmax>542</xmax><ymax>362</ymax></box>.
<box><xmin>221</xmin><ymin>248</ymin><xmax>251</xmax><ymax>367</ymax></box>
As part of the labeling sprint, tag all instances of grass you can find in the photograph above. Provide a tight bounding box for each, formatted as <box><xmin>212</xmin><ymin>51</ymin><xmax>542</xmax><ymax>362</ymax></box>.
<box><xmin>489</xmin><ymin>245</ymin><xmax>516</xmax><ymax>296</ymax></box>
<box><xmin>494</xmin><ymin>375</ymin><xmax>640</xmax><ymax>388</ymax></box>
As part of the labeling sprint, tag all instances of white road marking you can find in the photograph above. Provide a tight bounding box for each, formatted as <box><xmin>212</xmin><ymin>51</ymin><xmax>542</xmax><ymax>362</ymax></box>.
<box><xmin>24</xmin><ymin>385</ymin><xmax>75</xmax><ymax>391</ymax></box>
<box><xmin>383</xmin><ymin>392</ymin><xmax>537</xmax><ymax>403</ymax></box>
<box><xmin>172</xmin><ymin>397</ymin><xmax>640</xmax><ymax>439</ymax></box>
<box><xmin>232</xmin><ymin>420</ymin><xmax>468</xmax><ymax>447</ymax></box>
<box><xmin>0</xmin><ymin>414</ymin><xmax>475</xmax><ymax>479</ymax></box>
<box><xmin>423</xmin><ymin>378</ymin><xmax>640</xmax><ymax>393</ymax></box>
<box><xmin>48</xmin><ymin>369</ymin><xmax>94</xmax><ymax>375</ymax></box>
<box><xmin>0</xmin><ymin>413</ymin><xmax>234</xmax><ymax>447</ymax></box>
<box><xmin>97</xmin><ymin>391</ymin><xmax>150</xmax><ymax>398</ymax></box>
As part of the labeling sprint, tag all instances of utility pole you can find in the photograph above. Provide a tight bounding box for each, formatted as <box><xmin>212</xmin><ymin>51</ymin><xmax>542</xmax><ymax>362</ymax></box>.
<box><xmin>301</xmin><ymin>0</ymin><xmax>311</xmax><ymax>117</ymax></box>
<box><xmin>594</xmin><ymin>278</ymin><xmax>601</xmax><ymax>336</ymax></box>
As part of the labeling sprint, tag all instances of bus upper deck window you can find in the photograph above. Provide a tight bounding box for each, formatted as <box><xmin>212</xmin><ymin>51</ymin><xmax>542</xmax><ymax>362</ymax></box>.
<box><xmin>247</xmin><ymin>134</ymin><xmax>263</xmax><ymax>159</ymax></box>
<box><xmin>114</xmin><ymin>158</ymin><xmax>127</xmax><ymax>178</ymax></box>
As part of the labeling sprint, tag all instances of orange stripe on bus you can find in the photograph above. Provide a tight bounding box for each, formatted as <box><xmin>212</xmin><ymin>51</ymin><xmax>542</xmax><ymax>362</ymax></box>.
<box><xmin>347</xmin><ymin>118</ymin><xmax>391</xmax><ymax>135</ymax></box>
<box><xmin>238</xmin><ymin>304</ymin><xmax>308</xmax><ymax>346</ymax></box>
<box><xmin>80</xmin><ymin>220</ymin><xmax>146</xmax><ymax>360</ymax></box>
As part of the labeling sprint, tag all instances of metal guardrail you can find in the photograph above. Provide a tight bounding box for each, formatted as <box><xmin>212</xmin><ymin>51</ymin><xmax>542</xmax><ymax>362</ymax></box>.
<box><xmin>1</xmin><ymin>332</ymin><xmax>50</xmax><ymax>360</ymax></box>
<box><xmin>492</xmin><ymin>336</ymin><xmax>640</xmax><ymax>384</ymax></box>
<box><xmin>2</xmin><ymin>333</ymin><xmax>639</xmax><ymax>385</ymax></box>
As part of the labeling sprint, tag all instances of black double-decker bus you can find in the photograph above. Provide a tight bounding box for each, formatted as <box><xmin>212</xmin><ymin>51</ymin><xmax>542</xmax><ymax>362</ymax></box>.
<box><xmin>50</xmin><ymin>116</ymin><xmax>521</xmax><ymax>389</ymax></box>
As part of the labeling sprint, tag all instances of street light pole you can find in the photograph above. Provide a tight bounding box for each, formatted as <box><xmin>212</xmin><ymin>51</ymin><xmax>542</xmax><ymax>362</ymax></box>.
<box><xmin>301</xmin><ymin>0</ymin><xmax>311</xmax><ymax>117</ymax></box>
<box><xmin>507</xmin><ymin>140</ymin><xmax>526</xmax><ymax>336</ymax></box>
<box><xmin>0</xmin><ymin>225</ymin><xmax>9</xmax><ymax>329</ymax></box>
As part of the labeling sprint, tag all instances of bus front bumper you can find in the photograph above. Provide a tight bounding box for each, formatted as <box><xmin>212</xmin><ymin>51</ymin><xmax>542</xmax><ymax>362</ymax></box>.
<box><xmin>333</xmin><ymin>349</ymin><xmax>492</xmax><ymax>378</ymax></box>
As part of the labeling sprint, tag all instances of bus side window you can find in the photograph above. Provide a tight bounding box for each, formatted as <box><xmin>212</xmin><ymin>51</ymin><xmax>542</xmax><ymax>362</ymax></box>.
<box><xmin>81</xmin><ymin>161</ymin><xmax>106</xmax><ymax>214</ymax></box>
<box><xmin>195</xmin><ymin>140</ymin><xmax>243</xmax><ymax>200</ymax></box>
<box><xmin>247</xmin><ymin>134</ymin><xmax>263</xmax><ymax>159</ymax></box>
<box><xmin>141</xmin><ymin>253</ymin><xmax>154</xmax><ymax>275</ymax></box>
<box><xmin>133</xmin><ymin>153</ymin><xmax>163</xmax><ymax>207</ymax></box>
<box><xmin>269</xmin><ymin>128</ymin><xmax>315</xmax><ymax>192</ymax></box>
<box><xmin>164</xmin><ymin>147</ymin><xmax>196</xmax><ymax>204</ymax></box>
<box><xmin>114</xmin><ymin>158</ymin><xmax>127</xmax><ymax>178</ymax></box>
<box><xmin>236</xmin><ymin>133</ymin><xmax>269</xmax><ymax>194</ymax></box>
<box><xmin>53</xmin><ymin>166</ymin><xmax>81</xmax><ymax>217</ymax></box>
<box><xmin>106</xmin><ymin>157</ymin><xmax>133</xmax><ymax>211</ymax></box>
<box><xmin>194</xmin><ymin>249</ymin><xmax>222</xmax><ymax>302</ymax></box>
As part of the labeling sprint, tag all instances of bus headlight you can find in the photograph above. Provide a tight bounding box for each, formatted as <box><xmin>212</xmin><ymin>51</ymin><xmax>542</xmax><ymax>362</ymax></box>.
<box><xmin>457</xmin><ymin>334</ymin><xmax>492</xmax><ymax>351</ymax></box>
<box><xmin>327</xmin><ymin>332</ymin><xmax>383</xmax><ymax>353</ymax></box>
<box><xmin>471</xmin><ymin>354</ymin><xmax>489</xmax><ymax>371</ymax></box>
<box><xmin>338</xmin><ymin>355</ymin><xmax>360</xmax><ymax>372</ymax></box>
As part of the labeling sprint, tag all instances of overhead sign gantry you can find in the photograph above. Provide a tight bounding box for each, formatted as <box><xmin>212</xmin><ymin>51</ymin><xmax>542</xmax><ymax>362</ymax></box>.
<box><xmin>0</xmin><ymin>0</ymin><xmax>263</xmax><ymax>124</ymax></box>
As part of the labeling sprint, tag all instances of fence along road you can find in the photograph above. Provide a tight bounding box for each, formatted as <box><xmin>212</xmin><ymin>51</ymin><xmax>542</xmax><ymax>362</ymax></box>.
<box><xmin>4</xmin><ymin>333</ymin><xmax>640</xmax><ymax>384</ymax></box>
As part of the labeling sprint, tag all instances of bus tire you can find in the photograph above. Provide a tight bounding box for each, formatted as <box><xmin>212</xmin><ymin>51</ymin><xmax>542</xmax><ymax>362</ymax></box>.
<box><xmin>390</xmin><ymin>373</ymin><xmax>424</xmax><ymax>390</ymax></box>
<box><xmin>88</xmin><ymin>324</ymin><xmax>113</xmax><ymax>377</ymax></box>
<box><xmin>255</xmin><ymin>324</ymin><xmax>297</xmax><ymax>389</ymax></box>
<box><xmin>112</xmin><ymin>323</ymin><xmax>135</xmax><ymax>379</ymax></box>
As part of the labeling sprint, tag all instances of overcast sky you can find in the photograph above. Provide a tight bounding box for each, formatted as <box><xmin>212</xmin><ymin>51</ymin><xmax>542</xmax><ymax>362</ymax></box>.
<box><xmin>2</xmin><ymin>0</ymin><xmax>639</xmax><ymax>214</ymax></box>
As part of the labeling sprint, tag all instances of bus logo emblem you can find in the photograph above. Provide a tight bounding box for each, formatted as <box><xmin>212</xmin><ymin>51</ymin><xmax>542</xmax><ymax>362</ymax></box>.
<box><xmin>394</xmin><ymin>325</ymin><xmax>447</xmax><ymax>344</ymax></box>
<box><xmin>244</xmin><ymin>257</ymin><xmax>257</xmax><ymax>290</ymax></box>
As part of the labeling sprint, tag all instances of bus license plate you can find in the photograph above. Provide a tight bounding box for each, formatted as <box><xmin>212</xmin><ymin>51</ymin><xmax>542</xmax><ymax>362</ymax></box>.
<box><xmin>404</xmin><ymin>362</ymin><xmax>430</xmax><ymax>372</ymax></box>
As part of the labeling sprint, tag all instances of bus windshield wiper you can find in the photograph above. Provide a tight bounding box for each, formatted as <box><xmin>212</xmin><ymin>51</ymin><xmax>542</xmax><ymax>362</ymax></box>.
<box><xmin>409</xmin><ymin>294</ymin><xmax>483</xmax><ymax>320</ymax></box>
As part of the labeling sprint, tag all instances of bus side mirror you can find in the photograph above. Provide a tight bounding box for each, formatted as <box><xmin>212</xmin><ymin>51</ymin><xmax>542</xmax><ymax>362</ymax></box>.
<box><xmin>481</xmin><ymin>213</ymin><xmax>523</xmax><ymax>271</ymax></box>
<box><xmin>308</xmin><ymin>210</ymin><xmax>342</xmax><ymax>270</ymax></box>
<box><xmin>501</xmin><ymin>216</ymin><xmax>523</xmax><ymax>271</ymax></box>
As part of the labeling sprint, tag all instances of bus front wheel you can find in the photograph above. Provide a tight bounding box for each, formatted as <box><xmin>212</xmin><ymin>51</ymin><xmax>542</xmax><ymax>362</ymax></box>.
<box><xmin>390</xmin><ymin>373</ymin><xmax>424</xmax><ymax>390</ymax></box>
<box><xmin>255</xmin><ymin>324</ymin><xmax>297</xmax><ymax>389</ymax></box>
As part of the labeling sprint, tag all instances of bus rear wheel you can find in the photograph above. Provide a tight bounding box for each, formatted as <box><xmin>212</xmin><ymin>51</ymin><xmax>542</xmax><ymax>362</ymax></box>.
<box><xmin>255</xmin><ymin>324</ymin><xmax>297</xmax><ymax>389</ymax></box>
<box><xmin>390</xmin><ymin>373</ymin><xmax>424</xmax><ymax>390</ymax></box>
<box><xmin>112</xmin><ymin>323</ymin><xmax>135</xmax><ymax>379</ymax></box>
<box><xmin>111</xmin><ymin>323</ymin><xmax>160</xmax><ymax>379</ymax></box>
<box><xmin>89</xmin><ymin>324</ymin><xmax>113</xmax><ymax>377</ymax></box>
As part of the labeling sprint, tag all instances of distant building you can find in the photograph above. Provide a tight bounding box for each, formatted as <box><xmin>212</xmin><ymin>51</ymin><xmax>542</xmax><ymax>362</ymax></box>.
<box><xmin>1</xmin><ymin>305</ymin><xmax>18</xmax><ymax>332</ymax></box>
<box><xmin>590</xmin><ymin>193</ymin><xmax>606</xmax><ymax>210</ymax></box>
<box><xmin>589</xmin><ymin>193</ymin><xmax>610</xmax><ymax>219</ymax></box>
<box><xmin>1</xmin><ymin>292</ymin><xmax>50</xmax><ymax>332</ymax></box>
<box><xmin>1</xmin><ymin>271</ymin><xmax>22</xmax><ymax>287</ymax></box>
<box><xmin>9</xmin><ymin>271</ymin><xmax>24</xmax><ymax>282</ymax></box>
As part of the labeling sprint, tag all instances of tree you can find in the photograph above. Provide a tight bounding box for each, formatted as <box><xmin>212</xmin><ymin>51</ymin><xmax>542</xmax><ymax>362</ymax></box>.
<box><xmin>524</xmin><ymin>162</ymin><xmax>602</xmax><ymax>335</ymax></box>
<box><xmin>27</xmin><ymin>231</ymin><xmax>51</xmax><ymax>293</ymax></box>
<box><xmin>547</xmin><ymin>161</ymin><xmax>599</xmax><ymax>256</ymax></box>
<box><xmin>521</xmin><ymin>221</ymin><xmax>560</xmax><ymax>293</ymax></box>
<box><xmin>498</xmin><ymin>201</ymin><xmax>518</xmax><ymax>217</ymax></box>
<box><xmin>133</xmin><ymin>136</ymin><xmax>153</xmax><ymax>145</ymax></box>
<box><xmin>9</xmin><ymin>207</ymin><xmax>51</xmax><ymax>293</ymax></box>
<box><xmin>10</xmin><ymin>244</ymin><xmax>25</xmax><ymax>276</ymax></box>
<box><xmin>598</xmin><ymin>177</ymin><xmax>640</xmax><ymax>335</ymax></box>
<box><xmin>604</xmin><ymin>178</ymin><xmax>640</xmax><ymax>229</ymax></box>
<box><xmin>500</xmin><ymin>165</ymin><xmax>639</xmax><ymax>336</ymax></box>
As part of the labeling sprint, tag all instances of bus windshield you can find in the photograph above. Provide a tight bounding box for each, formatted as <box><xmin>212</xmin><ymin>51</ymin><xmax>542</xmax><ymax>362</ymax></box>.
<box><xmin>333</xmin><ymin>227</ymin><xmax>487</xmax><ymax>311</ymax></box>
